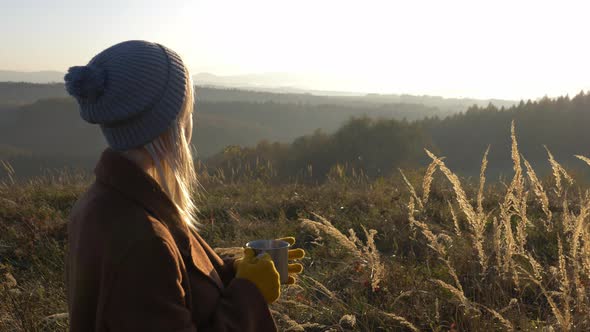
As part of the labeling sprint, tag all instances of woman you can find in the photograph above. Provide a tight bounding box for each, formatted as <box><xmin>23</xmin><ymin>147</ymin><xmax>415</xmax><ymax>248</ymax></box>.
<box><xmin>64</xmin><ymin>40</ymin><xmax>304</xmax><ymax>332</ymax></box>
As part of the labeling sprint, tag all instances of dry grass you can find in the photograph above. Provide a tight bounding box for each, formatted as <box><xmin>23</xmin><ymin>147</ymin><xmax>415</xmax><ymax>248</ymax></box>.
<box><xmin>407</xmin><ymin>122</ymin><xmax>590</xmax><ymax>331</ymax></box>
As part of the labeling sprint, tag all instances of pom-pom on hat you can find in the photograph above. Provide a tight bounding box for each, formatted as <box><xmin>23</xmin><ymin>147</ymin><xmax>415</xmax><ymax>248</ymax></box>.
<box><xmin>64</xmin><ymin>40</ymin><xmax>189</xmax><ymax>151</ymax></box>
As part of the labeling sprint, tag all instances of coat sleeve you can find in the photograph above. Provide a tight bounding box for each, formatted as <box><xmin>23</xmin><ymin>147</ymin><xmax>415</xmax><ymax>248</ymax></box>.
<box><xmin>216</xmin><ymin>257</ymin><xmax>237</xmax><ymax>287</ymax></box>
<box><xmin>104</xmin><ymin>237</ymin><xmax>276</xmax><ymax>332</ymax></box>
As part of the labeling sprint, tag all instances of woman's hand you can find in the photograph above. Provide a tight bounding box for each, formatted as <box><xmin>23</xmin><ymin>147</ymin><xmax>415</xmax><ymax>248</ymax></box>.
<box><xmin>232</xmin><ymin>236</ymin><xmax>305</xmax><ymax>303</ymax></box>
<box><xmin>234</xmin><ymin>248</ymin><xmax>281</xmax><ymax>304</ymax></box>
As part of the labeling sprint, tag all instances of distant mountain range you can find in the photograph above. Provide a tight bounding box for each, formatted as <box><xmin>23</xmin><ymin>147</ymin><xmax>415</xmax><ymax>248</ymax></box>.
<box><xmin>0</xmin><ymin>70</ymin><xmax>517</xmax><ymax>111</ymax></box>
<box><xmin>194</xmin><ymin>72</ymin><xmax>303</xmax><ymax>89</ymax></box>
<box><xmin>0</xmin><ymin>70</ymin><xmax>65</xmax><ymax>83</ymax></box>
<box><xmin>192</xmin><ymin>72</ymin><xmax>363</xmax><ymax>96</ymax></box>
<box><xmin>0</xmin><ymin>70</ymin><xmax>360</xmax><ymax>96</ymax></box>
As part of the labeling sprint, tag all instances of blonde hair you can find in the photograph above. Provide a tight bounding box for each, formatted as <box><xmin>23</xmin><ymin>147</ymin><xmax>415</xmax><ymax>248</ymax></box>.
<box><xmin>142</xmin><ymin>71</ymin><xmax>200</xmax><ymax>229</ymax></box>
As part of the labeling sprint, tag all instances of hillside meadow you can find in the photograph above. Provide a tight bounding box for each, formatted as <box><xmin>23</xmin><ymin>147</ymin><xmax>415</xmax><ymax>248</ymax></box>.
<box><xmin>1</xmin><ymin>124</ymin><xmax>590</xmax><ymax>331</ymax></box>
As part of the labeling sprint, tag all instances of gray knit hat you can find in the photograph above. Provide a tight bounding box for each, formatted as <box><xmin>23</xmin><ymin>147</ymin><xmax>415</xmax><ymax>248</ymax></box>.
<box><xmin>64</xmin><ymin>40</ymin><xmax>189</xmax><ymax>151</ymax></box>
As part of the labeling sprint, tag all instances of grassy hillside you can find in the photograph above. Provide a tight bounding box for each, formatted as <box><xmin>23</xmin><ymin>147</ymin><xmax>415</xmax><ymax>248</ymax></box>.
<box><xmin>0</xmin><ymin>82</ymin><xmax>514</xmax><ymax>164</ymax></box>
<box><xmin>0</xmin><ymin>91</ymin><xmax>446</xmax><ymax>171</ymax></box>
<box><xmin>2</xmin><ymin>128</ymin><xmax>590</xmax><ymax>331</ymax></box>
<box><xmin>2</xmin><ymin>83</ymin><xmax>589</xmax><ymax>182</ymax></box>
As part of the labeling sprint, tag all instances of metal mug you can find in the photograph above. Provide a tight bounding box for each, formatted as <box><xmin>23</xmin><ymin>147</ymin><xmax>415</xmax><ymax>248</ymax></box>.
<box><xmin>246</xmin><ymin>239</ymin><xmax>290</xmax><ymax>284</ymax></box>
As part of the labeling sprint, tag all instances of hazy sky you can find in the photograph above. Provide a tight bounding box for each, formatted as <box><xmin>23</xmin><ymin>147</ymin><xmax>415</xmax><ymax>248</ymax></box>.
<box><xmin>2</xmin><ymin>0</ymin><xmax>590</xmax><ymax>100</ymax></box>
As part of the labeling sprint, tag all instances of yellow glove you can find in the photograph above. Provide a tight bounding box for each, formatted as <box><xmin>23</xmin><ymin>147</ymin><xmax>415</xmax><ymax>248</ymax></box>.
<box><xmin>276</xmin><ymin>237</ymin><xmax>305</xmax><ymax>285</ymax></box>
<box><xmin>235</xmin><ymin>247</ymin><xmax>281</xmax><ymax>303</ymax></box>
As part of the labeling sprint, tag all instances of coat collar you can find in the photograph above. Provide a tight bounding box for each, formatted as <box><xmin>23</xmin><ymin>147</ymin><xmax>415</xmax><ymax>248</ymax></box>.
<box><xmin>94</xmin><ymin>147</ymin><xmax>223</xmax><ymax>289</ymax></box>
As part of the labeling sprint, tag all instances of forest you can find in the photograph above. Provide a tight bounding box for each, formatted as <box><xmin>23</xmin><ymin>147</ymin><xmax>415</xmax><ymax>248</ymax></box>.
<box><xmin>205</xmin><ymin>92</ymin><xmax>590</xmax><ymax>182</ymax></box>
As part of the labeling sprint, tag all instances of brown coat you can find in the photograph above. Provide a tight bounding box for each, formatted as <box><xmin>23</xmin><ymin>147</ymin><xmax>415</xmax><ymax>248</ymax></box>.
<box><xmin>66</xmin><ymin>148</ymin><xmax>277</xmax><ymax>332</ymax></box>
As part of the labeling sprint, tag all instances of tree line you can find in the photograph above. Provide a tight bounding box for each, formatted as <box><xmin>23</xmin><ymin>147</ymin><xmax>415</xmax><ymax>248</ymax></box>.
<box><xmin>208</xmin><ymin>91</ymin><xmax>590</xmax><ymax>182</ymax></box>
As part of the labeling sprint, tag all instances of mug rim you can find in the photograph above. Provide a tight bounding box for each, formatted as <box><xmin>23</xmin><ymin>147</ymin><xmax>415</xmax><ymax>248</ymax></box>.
<box><xmin>246</xmin><ymin>239</ymin><xmax>291</xmax><ymax>250</ymax></box>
